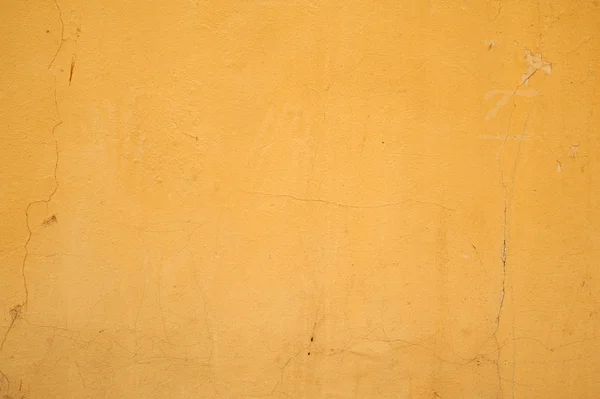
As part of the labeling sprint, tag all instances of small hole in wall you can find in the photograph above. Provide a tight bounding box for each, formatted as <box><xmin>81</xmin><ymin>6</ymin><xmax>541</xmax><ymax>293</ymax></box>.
<box><xmin>307</xmin><ymin>352</ymin><xmax>310</xmax><ymax>356</ymax></box>
<box><xmin>310</xmin><ymin>337</ymin><xmax>313</xmax><ymax>342</ymax></box>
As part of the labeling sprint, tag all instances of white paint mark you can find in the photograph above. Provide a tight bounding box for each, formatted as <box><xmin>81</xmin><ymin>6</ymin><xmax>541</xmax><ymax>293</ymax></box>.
<box><xmin>478</xmin><ymin>133</ymin><xmax>534</xmax><ymax>141</ymax></box>
<box><xmin>484</xmin><ymin>39</ymin><xmax>497</xmax><ymax>49</ymax></box>
<box><xmin>484</xmin><ymin>88</ymin><xmax>539</xmax><ymax>120</ymax></box>
<box><xmin>484</xmin><ymin>49</ymin><xmax>551</xmax><ymax>120</ymax></box>
<box><xmin>556</xmin><ymin>162</ymin><xmax>562</xmax><ymax>172</ymax></box>
<box><xmin>569</xmin><ymin>145</ymin><xmax>579</xmax><ymax>158</ymax></box>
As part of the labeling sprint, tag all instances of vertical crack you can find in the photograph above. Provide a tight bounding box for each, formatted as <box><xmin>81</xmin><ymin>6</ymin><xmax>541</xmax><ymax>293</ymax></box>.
<box><xmin>20</xmin><ymin>112</ymin><xmax>60</xmax><ymax>313</ymax></box>
<box><xmin>493</xmin><ymin>102</ymin><xmax>512</xmax><ymax>398</ymax></box>
<box><xmin>47</xmin><ymin>0</ymin><xmax>65</xmax><ymax>70</ymax></box>
<box><xmin>493</xmin><ymin>0</ymin><xmax>502</xmax><ymax>20</ymax></box>
<box><xmin>18</xmin><ymin>0</ymin><xmax>64</xmax><ymax>318</ymax></box>
<box><xmin>494</xmin><ymin>101</ymin><xmax>534</xmax><ymax>397</ymax></box>
<box><xmin>537</xmin><ymin>0</ymin><xmax>543</xmax><ymax>50</ymax></box>
<box><xmin>0</xmin><ymin>17</ymin><xmax>64</xmax><ymax>399</ymax></box>
<box><xmin>2</xmin><ymin>1</ymin><xmax>64</xmax><ymax>360</ymax></box>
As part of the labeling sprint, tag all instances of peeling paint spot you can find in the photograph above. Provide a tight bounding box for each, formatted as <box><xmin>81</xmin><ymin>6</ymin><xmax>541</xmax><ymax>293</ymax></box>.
<box><xmin>520</xmin><ymin>49</ymin><xmax>552</xmax><ymax>85</ymax></box>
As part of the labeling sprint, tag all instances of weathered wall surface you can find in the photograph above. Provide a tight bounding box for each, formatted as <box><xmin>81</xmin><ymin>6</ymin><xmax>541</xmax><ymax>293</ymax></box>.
<box><xmin>1</xmin><ymin>0</ymin><xmax>599</xmax><ymax>397</ymax></box>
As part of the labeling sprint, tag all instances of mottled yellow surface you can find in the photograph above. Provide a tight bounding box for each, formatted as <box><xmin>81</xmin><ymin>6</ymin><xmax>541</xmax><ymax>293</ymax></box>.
<box><xmin>1</xmin><ymin>0</ymin><xmax>599</xmax><ymax>398</ymax></box>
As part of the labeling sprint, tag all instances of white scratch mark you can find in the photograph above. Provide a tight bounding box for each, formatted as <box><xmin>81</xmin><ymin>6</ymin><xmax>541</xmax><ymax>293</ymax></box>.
<box><xmin>484</xmin><ymin>89</ymin><xmax>539</xmax><ymax>120</ymax></box>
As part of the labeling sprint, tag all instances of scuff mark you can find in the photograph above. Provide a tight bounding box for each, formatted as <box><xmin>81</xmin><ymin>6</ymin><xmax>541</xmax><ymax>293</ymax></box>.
<box><xmin>171</xmin><ymin>118</ymin><xmax>200</xmax><ymax>141</ymax></box>
<box><xmin>484</xmin><ymin>39</ymin><xmax>497</xmax><ymax>50</ymax></box>
<box><xmin>69</xmin><ymin>54</ymin><xmax>76</xmax><ymax>85</ymax></box>
<box><xmin>42</xmin><ymin>214</ymin><xmax>58</xmax><ymax>226</ymax></box>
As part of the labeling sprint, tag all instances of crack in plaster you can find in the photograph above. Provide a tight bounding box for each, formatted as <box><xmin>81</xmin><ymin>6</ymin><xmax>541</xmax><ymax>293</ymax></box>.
<box><xmin>4</xmin><ymin>1</ymin><xmax>65</xmax><ymax>361</ymax></box>
<box><xmin>494</xmin><ymin>99</ymin><xmax>534</xmax><ymax>397</ymax></box>
<box><xmin>242</xmin><ymin>191</ymin><xmax>454</xmax><ymax>211</ymax></box>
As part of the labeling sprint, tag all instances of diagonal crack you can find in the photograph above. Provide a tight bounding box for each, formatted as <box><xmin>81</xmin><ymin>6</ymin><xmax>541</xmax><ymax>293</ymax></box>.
<box><xmin>0</xmin><ymin>369</ymin><xmax>9</xmax><ymax>391</ymax></box>
<box><xmin>0</xmin><ymin>306</ymin><xmax>21</xmax><ymax>352</ymax></box>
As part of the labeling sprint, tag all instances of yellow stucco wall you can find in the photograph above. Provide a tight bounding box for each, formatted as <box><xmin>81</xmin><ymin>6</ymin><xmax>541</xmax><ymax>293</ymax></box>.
<box><xmin>1</xmin><ymin>0</ymin><xmax>599</xmax><ymax>397</ymax></box>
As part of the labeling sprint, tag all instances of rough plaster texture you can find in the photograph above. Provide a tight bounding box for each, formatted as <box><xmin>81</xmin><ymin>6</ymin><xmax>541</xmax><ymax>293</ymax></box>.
<box><xmin>1</xmin><ymin>0</ymin><xmax>599</xmax><ymax>397</ymax></box>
